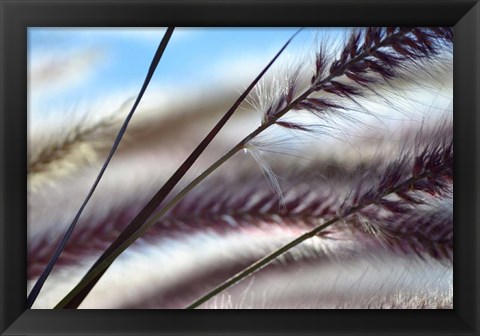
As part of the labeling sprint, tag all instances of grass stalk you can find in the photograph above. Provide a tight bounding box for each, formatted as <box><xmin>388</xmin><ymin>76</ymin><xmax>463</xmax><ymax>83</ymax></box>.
<box><xmin>27</xmin><ymin>27</ymin><xmax>175</xmax><ymax>308</ymax></box>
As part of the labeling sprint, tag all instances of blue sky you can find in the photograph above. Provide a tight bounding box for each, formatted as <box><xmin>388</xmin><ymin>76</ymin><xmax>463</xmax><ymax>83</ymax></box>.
<box><xmin>28</xmin><ymin>28</ymin><xmax>343</xmax><ymax>119</ymax></box>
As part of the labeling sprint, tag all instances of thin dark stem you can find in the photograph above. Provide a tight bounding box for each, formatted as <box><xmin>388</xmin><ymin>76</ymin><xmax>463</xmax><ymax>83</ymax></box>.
<box><xmin>27</xmin><ymin>27</ymin><xmax>175</xmax><ymax>308</ymax></box>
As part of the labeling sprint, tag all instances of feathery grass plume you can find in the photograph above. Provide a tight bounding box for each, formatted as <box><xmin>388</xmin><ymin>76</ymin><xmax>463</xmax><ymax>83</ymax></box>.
<box><xmin>259</xmin><ymin>27</ymin><xmax>452</xmax><ymax>129</ymax></box>
<box><xmin>27</xmin><ymin>83</ymin><xmax>264</xmax><ymax>193</ymax></box>
<box><xmin>364</xmin><ymin>197</ymin><xmax>453</xmax><ymax>261</ymax></box>
<box><xmin>28</xmin><ymin>100</ymin><xmax>132</xmax><ymax>191</ymax></box>
<box><xmin>27</xmin><ymin>169</ymin><xmax>334</xmax><ymax>280</ymax></box>
<box><xmin>186</xmin><ymin>115</ymin><xmax>452</xmax><ymax>308</ymax></box>
<box><xmin>54</xmin><ymin>26</ymin><xmax>453</xmax><ymax>308</ymax></box>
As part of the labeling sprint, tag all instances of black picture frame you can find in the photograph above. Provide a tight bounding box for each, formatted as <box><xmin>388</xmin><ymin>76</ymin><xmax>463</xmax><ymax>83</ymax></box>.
<box><xmin>1</xmin><ymin>0</ymin><xmax>479</xmax><ymax>335</ymax></box>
